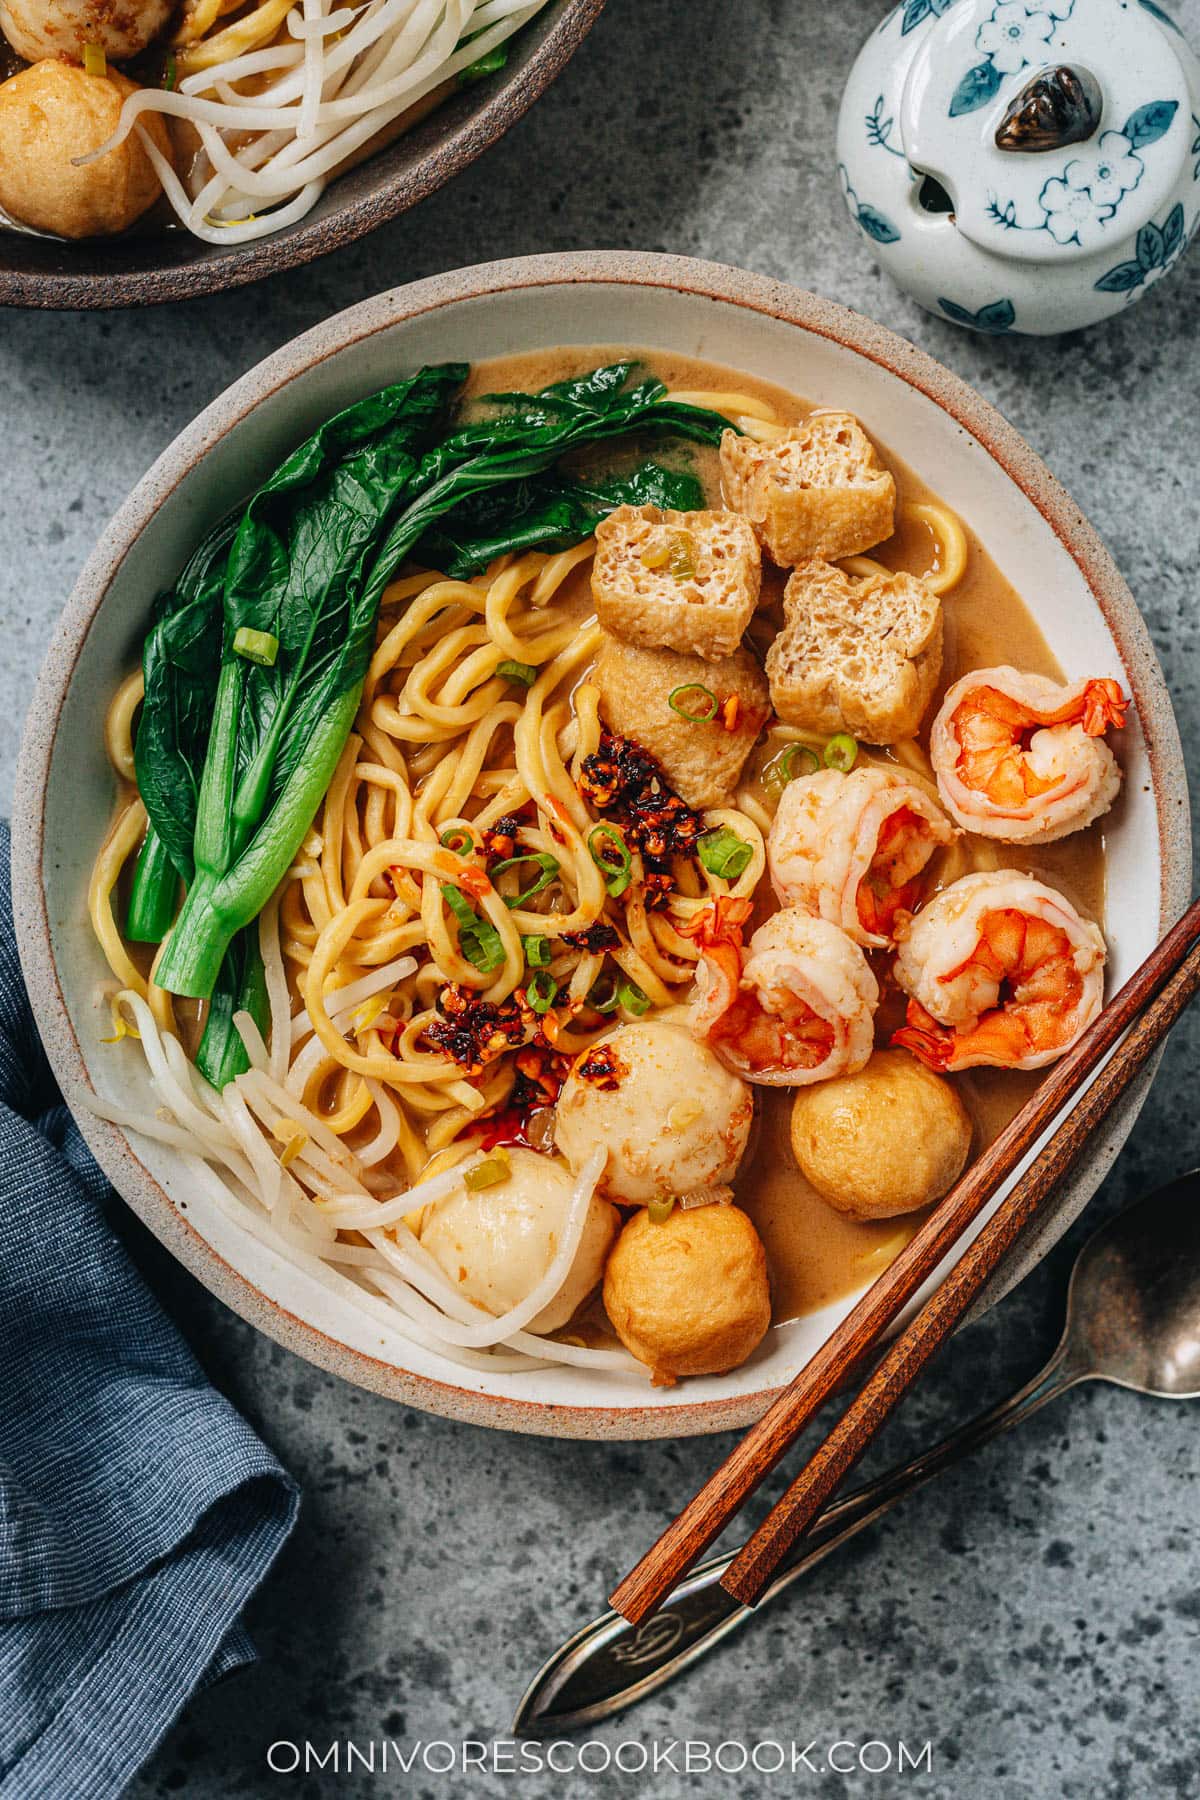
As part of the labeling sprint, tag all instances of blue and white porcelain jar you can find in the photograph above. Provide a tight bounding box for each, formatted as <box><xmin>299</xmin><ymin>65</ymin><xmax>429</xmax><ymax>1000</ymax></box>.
<box><xmin>836</xmin><ymin>0</ymin><xmax>1200</xmax><ymax>333</ymax></box>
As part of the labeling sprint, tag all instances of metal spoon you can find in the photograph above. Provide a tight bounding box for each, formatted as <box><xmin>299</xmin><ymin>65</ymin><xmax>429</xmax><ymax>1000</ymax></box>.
<box><xmin>514</xmin><ymin>1171</ymin><xmax>1200</xmax><ymax>1736</ymax></box>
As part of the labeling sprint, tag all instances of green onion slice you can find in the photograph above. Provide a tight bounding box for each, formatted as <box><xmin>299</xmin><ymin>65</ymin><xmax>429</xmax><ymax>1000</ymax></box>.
<box><xmin>525</xmin><ymin>970</ymin><xmax>558</xmax><ymax>1014</ymax></box>
<box><xmin>522</xmin><ymin>934</ymin><xmax>552</xmax><ymax>969</ymax></box>
<box><xmin>617</xmin><ymin>976</ymin><xmax>651</xmax><ymax>1017</ymax></box>
<box><xmin>232</xmin><ymin>626</ymin><xmax>280</xmax><ymax>668</ymax></box>
<box><xmin>587</xmin><ymin>824</ymin><xmax>632</xmax><ymax>898</ymax></box>
<box><xmin>697</xmin><ymin>826</ymin><xmax>754</xmax><ymax>881</ymax></box>
<box><xmin>441</xmin><ymin>884</ymin><xmax>505</xmax><ymax>974</ymax></box>
<box><xmin>586</xmin><ymin>973</ymin><xmax>620</xmax><ymax>1014</ymax></box>
<box><xmin>459</xmin><ymin>43</ymin><xmax>509</xmax><ymax>84</ymax></box>
<box><xmin>464</xmin><ymin>1153</ymin><xmax>511</xmax><ymax>1191</ymax></box>
<box><xmin>762</xmin><ymin>742</ymin><xmax>821</xmax><ymax>796</ymax></box>
<box><xmin>83</xmin><ymin>41</ymin><xmax>106</xmax><ymax>76</ymax></box>
<box><xmin>647</xmin><ymin>1197</ymin><xmax>676</xmax><ymax>1224</ymax></box>
<box><xmin>495</xmin><ymin>658</ymin><xmax>538</xmax><ymax>687</ymax></box>
<box><xmin>491</xmin><ymin>852</ymin><xmax>559</xmax><ymax>908</ymax></box>
<box><xmin>163</xmin><ymin>53</ymin><xmax>177</xmax><ymax>90</ymax></box>
<box><xmin>824</xmin><ymin>732</ymin><xmax>859</xmax><ymax>773</ymax></box>
<box><xmin>439</xmin><ymin>825</ymin><xmax>474</xmax><ymax>856</ymax></box>
<box><xmin>667</xmin><ymin>682</ymin><xmax>719</xmax><ymax>723</ymax></box>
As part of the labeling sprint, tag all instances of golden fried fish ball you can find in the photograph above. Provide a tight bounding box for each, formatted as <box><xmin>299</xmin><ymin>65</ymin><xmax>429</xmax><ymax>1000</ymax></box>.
<box><xmin>554</xmin><ymin>1020</ymin><xmax>754</xmax><ymax>1205</ymax></box>
<box><xmin>602</xmin><ymin>1203</ymin><xmax>771</xmax><ymax>1382</ymax></box>
<box><xmin>0</xmin><ymin>63</ymin><xmax>171</xmax><ymax>240</ymax></box>
<box><xmin>418</xmin><ymin>1148</ymin><xmax>618</xmax><ymax>1334</ymax></box>
<box><xmin>789</xmin><ymin>1048</ymin><xmax>971</xmax><ymax>1220</ymax></box>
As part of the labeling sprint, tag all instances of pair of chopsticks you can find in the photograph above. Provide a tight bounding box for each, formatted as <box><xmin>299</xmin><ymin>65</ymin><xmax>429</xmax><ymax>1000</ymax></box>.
<box><xmin>610</xmin><ymin>892</ymin><xmax>1200</xmax><ymax>1623</ymax></box>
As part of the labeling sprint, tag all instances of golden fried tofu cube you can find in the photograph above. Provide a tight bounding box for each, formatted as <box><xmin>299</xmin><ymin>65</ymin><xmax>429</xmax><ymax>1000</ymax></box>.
<box><xmin>594</xmin><ymin>633</ymin><xmax>770</xmax><ymax>810</ymax></box>
<box><xmin>590</xmin><ymin>505</ymin><xmax>761</xmax><ymax>662</ymax></box>
<box><xmin>765</xmin><ymin>560</ymin><xmax>942</xmax><ymax>744</ymax></box>
<box><xmin>720</xmin><ymin>411</ymin><xmax>896</xmax><ymax>566</ymax></box>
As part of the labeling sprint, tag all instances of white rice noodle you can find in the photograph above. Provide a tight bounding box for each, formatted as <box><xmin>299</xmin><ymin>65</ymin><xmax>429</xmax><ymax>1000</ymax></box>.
<box><xmin>81</xmin><ymin>998</ymin><xmax>636</xmax><ymax>1375</ymax></box>
<box><xmin>81</xmin><ymin>0</ymin><xmax>551</xmax><ymax>246</ymax></box>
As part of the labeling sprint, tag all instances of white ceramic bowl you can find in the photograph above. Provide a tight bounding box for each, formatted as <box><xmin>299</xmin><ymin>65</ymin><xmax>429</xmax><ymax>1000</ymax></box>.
<box><xmin>12</xmin><ymin>252</ymin><xmax>1190</xmax><ymax>1439</ymax></box>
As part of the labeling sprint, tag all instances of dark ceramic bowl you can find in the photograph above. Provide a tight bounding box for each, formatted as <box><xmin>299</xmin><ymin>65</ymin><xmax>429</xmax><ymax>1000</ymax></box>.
<box><xmin>0</xmin><ymin>0</ymin><xmax>603</xmax><ymax>310</ymax></box>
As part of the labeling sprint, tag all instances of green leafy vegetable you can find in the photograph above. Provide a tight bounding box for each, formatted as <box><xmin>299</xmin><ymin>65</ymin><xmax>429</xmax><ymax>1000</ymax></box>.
<box><xmin>194</xmin><ymin>928</ymin><xmax>270</xmax><ymax>1089</ymax></box>
<box><xmin>155</xmin><ymin>368</ymin><xmax>466</xmax><ymax>999</ymax></box>
<box><xmin>459</xmin><ymin>44</ymin><xmax>508</xmax><ymax>84</ymax></box>
<box><xmin>417</xmin><ymin>459</ymin><xmax>708</xmax><ymax>578</ymax></box>
<box><xmin>125</xmin><ymin>829</ymin><xmax>180</xmax><ymax>944</ymax></box>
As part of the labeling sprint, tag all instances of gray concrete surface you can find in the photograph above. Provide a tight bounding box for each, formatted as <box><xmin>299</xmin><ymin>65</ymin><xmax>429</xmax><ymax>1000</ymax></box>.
<box><xmin>2</xmin><ymin>1</ymin><xmax>1199</xmax><ymax>1795</ymax></box>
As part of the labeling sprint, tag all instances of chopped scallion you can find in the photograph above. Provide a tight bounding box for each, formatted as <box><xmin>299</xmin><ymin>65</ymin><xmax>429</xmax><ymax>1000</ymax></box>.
<box><xmin>667</xmin><ymin>682</ymin><xmax>718</xmax><ymax>723</ymax></box>
<box><xmin>232</xmin><ymin>626</ymin><xmax>280</xmax><ymax>668</ymax></box>
<box><xmin>441</xmin><ymin>884</ymin><xmax>505</xmax><ymax>974</ymax></box>
<box><xmin>587</xmin><ymin>973</ymin><xmax>620</xmax><ymax>1014</ymax></box>
<box><xmin>647</xmin><ymin>1197</ymin><xmax>676</xmax><ymax>1224</ymax></box>
<box><xmin>762</xmin><ymin>741</ymin><xmax>821</xmax><ymax>797</ymax></box>
<box><xmin>495</xmin><ymin>658</ymin><xmax>538</xmax><ymax>687</ymax></box>
<box><xmin>525</xmin><ymin>970</ymin><xmax>558</xmax><ymax>1014</ymax></box>
<box><xmin>617</xmin><ymin>976</ymin><xmax>650</xmax><ymax>1016</ymax></box>
<box><xmin>522</xmin><ymin>934</ymin><xmax>552</xmax><ymax>968</ymax></box>
<box><xmin>459</xmin><ymin>44</ymin><xmax>509</xmax><ymax>85</ymax></box>
<box><xmin>464</xmin><ymin>1151</ymin><xmax>511</xmax><ymax>1191</ymax></box>
<box><xmin>824</xmin><ymin>732</ymin><xmax>859</xmax><ymax>773</ymax></box>
<box><xmin>491</xmin><ymin>851</ymin><xmax>559</xmax><ymax>907</ymax></box>
<box><xmin>439</xmin><ymin>825</ymin><xmax>474</xmax><ymax>856</ymax></box>
<box><xmin>697</xmin><ymin>826</ymin><xmax>754</xmax><ymax>881</ymax></box>
<box><xmin>587</xmin><ymin>824</ymin><xmax>632</xmax><ymax>898</ymax></box>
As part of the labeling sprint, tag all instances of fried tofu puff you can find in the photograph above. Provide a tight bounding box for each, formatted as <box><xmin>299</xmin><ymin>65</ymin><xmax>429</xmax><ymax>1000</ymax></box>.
<box><xmin>593</xmin><ymin>633</ymin><xmax>771</xmax><ymax>809</ymax></box>
<box><xmin>0</xmin><ymin>63</ymin><xmax>170</xmax><ymax>239</ymax></box>
<box><xmin>417</xmin><ymin>1148</ymin><xmax>618</xmax><ymax>1334</ymax></box>
<box><xmin>603</xmin><ymin>1202</ymin><xmax>771</xmax><ymax>1381</ymax></box>
<box><xmin>554</xmin><ymin>1020</ymin><xmax>754</xmax><ymax>1205</ymax></box>
<box><xmin>789</xmin><ymin>1049</ymin><xmax>972</xmax><ymax>1219</ymax></box>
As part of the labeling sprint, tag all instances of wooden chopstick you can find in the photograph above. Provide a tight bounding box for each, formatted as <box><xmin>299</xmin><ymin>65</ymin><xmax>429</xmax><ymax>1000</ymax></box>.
<box><xmin>723</xmin><ymin>924</ymin><xmax>1200</xmax><ymax>1605</ymax></box>
<box><xmin>609</xmin><ymin>893</ymin><xmax>1200</xmax><ymax>1626</ymax></box>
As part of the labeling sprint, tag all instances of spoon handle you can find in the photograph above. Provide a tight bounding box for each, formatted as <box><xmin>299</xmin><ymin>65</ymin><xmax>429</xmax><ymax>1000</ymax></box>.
<box><xmin>513</xmin><ymin>1346</ymin><xmax>1082</xmax><ymax>1736</ymax></box>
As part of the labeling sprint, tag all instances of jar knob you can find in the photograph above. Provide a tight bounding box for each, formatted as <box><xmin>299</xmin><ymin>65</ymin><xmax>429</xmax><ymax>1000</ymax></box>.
<box><xmin>994</xmin><ymin>65</ymin><xmax>1104</xmax><ymax>154</ymax></box>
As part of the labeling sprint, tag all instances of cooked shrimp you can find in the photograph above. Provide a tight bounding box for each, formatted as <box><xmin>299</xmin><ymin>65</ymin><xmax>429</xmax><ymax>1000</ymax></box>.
<box><xmin>768</xmin><ymin>766</ymin><xmax>955</xmax><ymax>948</ymax></box>
<box><xmin>930</xmin><ymin>666</ymin><xmax>1126</xmax><ymax>843</ymax></box>
<box><xmin>892</xmin><ymin>871</ymin><xmax>1105</xmax><ymax>1071</ymax></box>
<box><xmin>689</xmin><ymin>904</ymin><xmax>878</xmax><ymax>1087</ymax></box>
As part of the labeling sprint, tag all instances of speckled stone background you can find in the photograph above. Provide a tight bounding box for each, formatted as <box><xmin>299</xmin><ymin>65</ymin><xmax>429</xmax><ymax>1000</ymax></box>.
<box><xmin>2</xmin><ymin>1</ymin><xmax>1199</xmax><ymax>1794</ymax></box>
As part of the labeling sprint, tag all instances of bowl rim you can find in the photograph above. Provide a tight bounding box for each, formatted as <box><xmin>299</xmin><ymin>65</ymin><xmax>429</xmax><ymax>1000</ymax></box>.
<box><xmin>0</xmin><ymin>0</ymin><xmax>604</xmax><ymax>311</ymax></box>
<box><xmin>12</xmin><ymin>250</ymin><xmax>1191</xmax><ymax>1439</ymax></box>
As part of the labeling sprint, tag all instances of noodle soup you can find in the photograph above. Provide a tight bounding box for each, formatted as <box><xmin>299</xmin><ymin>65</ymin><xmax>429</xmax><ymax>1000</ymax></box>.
<box><xmin>87</xmin><ymin>349</ymin><xmax>1115</xmax><ymax>1385</ymax></box>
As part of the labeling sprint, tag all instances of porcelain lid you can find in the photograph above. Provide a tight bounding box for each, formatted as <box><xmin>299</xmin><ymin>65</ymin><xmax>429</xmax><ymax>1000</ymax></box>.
<box><xmin>899</xmin><ymin>0</ymin><xmax>1191</xmax><ymax>262</ymax></box>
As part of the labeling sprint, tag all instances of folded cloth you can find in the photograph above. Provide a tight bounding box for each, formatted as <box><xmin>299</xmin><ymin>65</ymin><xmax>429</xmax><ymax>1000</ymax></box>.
<box><xmin>0</xmin><ymin>824</ymin><xmax>299</xmax><ymax>1800</ymax></box>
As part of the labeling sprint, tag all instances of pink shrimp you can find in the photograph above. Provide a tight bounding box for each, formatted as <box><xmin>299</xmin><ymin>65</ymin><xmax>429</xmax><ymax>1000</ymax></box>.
<box><xmin>768</xmin><ymin>765</ymin><xmax>955</xmax><ymax>948</ymax></box>
<box><xmin>892</xmin><ymin>871</ymin><xmax>1105</xmax><ymax>1072</ymax></box>
<box><xmin>929</xmin><ymin>666</ymin><xmax>1127</xmax><ymax>844</ymax></box>
<box><xmin>689</xmin><ymin>904</ymin><xmax>878</xmax><ymax>1087</ymax></box>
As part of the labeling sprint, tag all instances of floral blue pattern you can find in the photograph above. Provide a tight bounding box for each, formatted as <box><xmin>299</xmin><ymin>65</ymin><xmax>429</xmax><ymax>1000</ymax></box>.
<box><xmin>1093</xmin><ymin>201</ymin><xmax>1191</xmax><ymax>295</ymax></box>
<box><xmin>900</xmin><ymin>0</ymin><xmax>955</xmax><ymax>35</ymax></box>
<box><xmin>984</xmin><ymin>101</ymin><xmax>1180</xmax><ymax>245</ymax></box>
<box><xmin>950</xmin><ymin>0</ymin><xmax>1076</xmax><ymax>117</ymax></box>
<box><xmin>937</xmin><ymin>297</ymin><xmax>1018</xmax><ymax>332</ymax></box>
<box><xmin>866</xmin><ymin>93</ymin><xmax>906</xmax><ymax>157</ymax></box>
<box><xmin>1192</xmin><ymin>112</ymin><xmax>1200</xmax><ymax>180</ymax></box>
<box><xmin>838</xmin><ymin>164</ymin><xmax>902</xmax><ymax>243</ymax></box>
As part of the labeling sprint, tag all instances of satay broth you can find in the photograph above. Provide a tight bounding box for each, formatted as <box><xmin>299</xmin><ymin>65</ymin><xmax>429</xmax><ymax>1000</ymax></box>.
<box><xmin>459</xmin><ymin>348</ymin><xmax>1107</xmax><ymax>1324</ymax></box>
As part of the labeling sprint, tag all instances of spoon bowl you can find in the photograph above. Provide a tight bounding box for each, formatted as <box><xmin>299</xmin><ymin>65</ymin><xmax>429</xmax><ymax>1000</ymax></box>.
<box><xmin>1063</xmin><ymin>1170</ymin><xmax>1200</xmax><ymax>1400</ymax></box>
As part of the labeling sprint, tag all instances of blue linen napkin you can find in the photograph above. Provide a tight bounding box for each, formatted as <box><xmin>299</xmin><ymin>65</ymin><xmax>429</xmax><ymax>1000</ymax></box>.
<box><xmin>0</xmin><ymin>823</ymin><xmax>299</xmax><ymax>1799</ymax></box>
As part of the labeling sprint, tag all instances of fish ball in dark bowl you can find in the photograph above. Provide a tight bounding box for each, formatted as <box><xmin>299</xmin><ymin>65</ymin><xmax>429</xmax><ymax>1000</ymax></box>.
<box><xmin>0</xmin><ymin>0</ymin><xmax>173</xmax><ymax>63</ymax></box>
<box><xmin>789</xmin><ymin>1049</ymin><xmax>972</xmax><ymax>1220</ymax></box>
<box><xmin>0</xmin><ymin>62</ymin><xmax>170</xmax><ymax>238</ymax></box>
